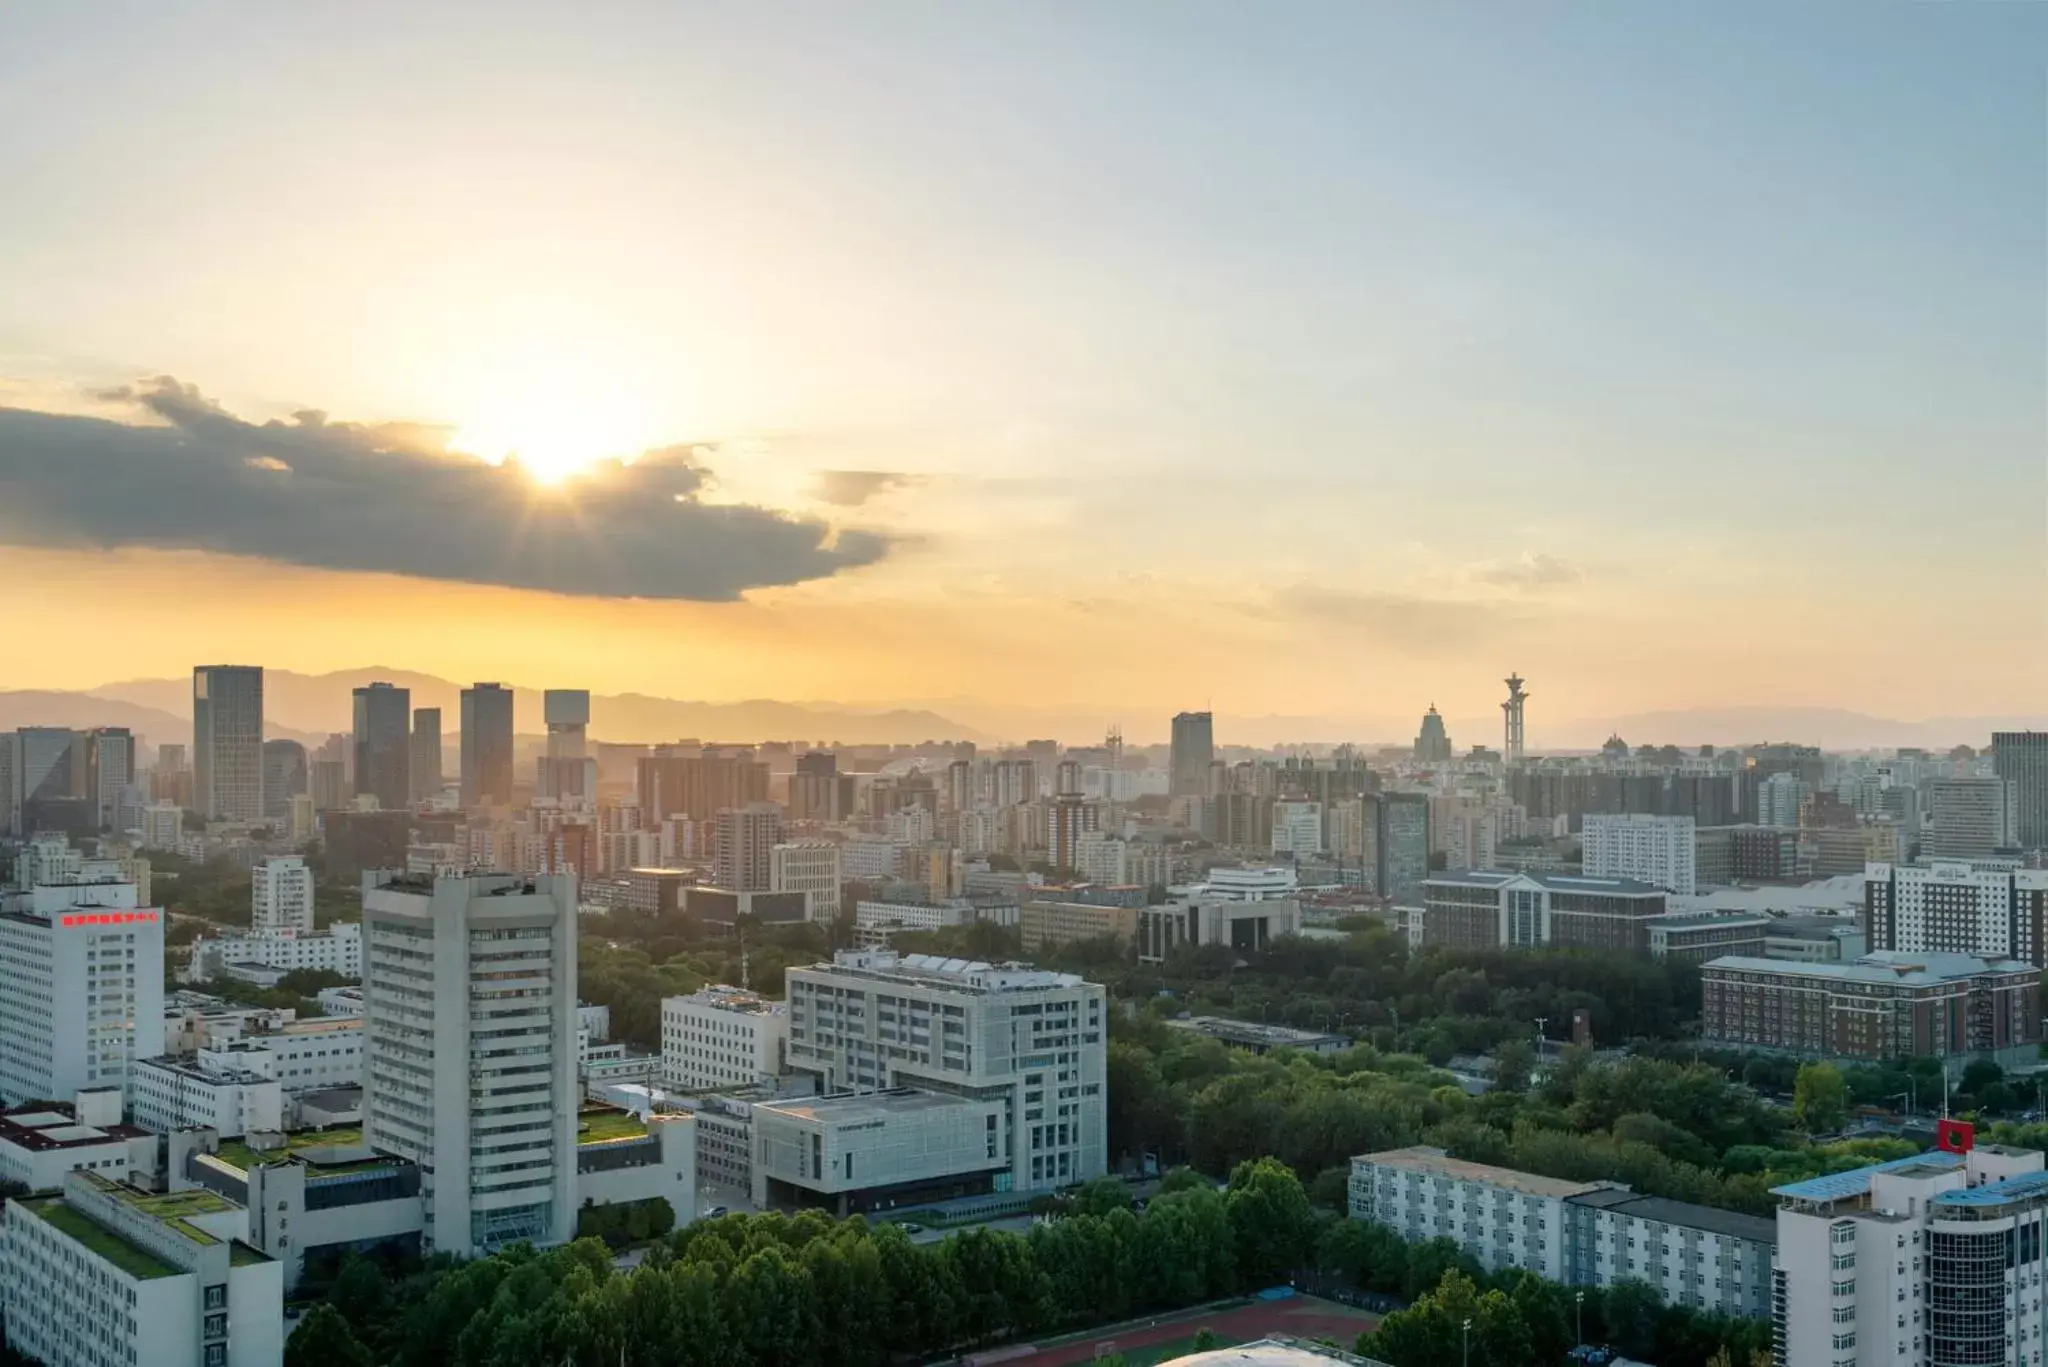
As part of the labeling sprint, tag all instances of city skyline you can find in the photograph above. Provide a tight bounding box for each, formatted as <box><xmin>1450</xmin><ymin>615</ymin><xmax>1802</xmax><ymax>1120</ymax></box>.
<box><xmin>3</xmin><ymin>3</ymin><xmax>2043</xmax><ymax>729</ymax></box>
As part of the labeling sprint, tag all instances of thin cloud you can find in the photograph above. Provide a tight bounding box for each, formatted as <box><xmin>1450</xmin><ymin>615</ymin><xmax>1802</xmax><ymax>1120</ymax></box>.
<box><xmin>1257</xmin><ymin>585</ymin><xmax>1528</xmax><ymax>654</ymax></box>
<box><xmin>812</xmin><ymin>469</ymin><xmax>922</xmax><ymax>507</ymax></box>
<box><xmin>1471</xmin><ymin>552</ymin><xmax>1583</xmax><ymax>591</ymax></box>
<box><xmin>0</xmin><ymin>377</ymin><xmax>892</xmax><ymax>601</ymax></box>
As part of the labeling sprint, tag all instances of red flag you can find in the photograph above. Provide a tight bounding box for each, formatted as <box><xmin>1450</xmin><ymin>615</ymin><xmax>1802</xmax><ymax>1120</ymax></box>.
<box><xmin>1937</xmin><ymin>1119</ymin><xmax>1976</xmax><ymax>1155</ymax></box>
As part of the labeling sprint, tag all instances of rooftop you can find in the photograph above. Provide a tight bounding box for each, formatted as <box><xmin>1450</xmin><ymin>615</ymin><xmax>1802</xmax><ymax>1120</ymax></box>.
<box><xmin>1771</xmin><ymin>1149</ymin><xmax>1965</xmax><ymax>1201</ymax></box>
<box><xmin>1704</xmin><ymin>950</ymin><xmax>2034</xmax><ymax>986</ymax></box>
<box><xmin>806</xmin><ymin>949</ymin><xmax>1088</xmax><ymax>993</ymax></box>
<box><xmin>1646</xmin><ymin>913</ymin><xmax>1773</xmax><ymax>932</ymax></box>
<box><xmin>1564</xmin><ymin>1188</ymin><xmax>1776</xmax><ymax>1244</ymax></box>
<box><xmin>756</xmin><ymin>1088</ymin><xmax>979</xmax><ymax>1126</ymax></box>
<box><xmin>21</xmin><ymin>1198</ymin><xmax>180</xmax><ymax>1280</ymax></box>
<box><xmin>1423</xmin><ymin>869</ymin><xmax>1665</xmax><ymax>896</ymax></box>
<box><xmin>0</xmin><ymin>1106</ymin><xmax>148</xmax><ymax>1152</ymax></box>
<box><xmin>1165</xmin><ymin>1016</ymin><xmax>1350</xmax><ymax>1049</ymax></box>
<box><xmin>577</xmin><ymin>1106</ymin><xmax>649</xmax><ymax>1146</ymax></box>
<box><xmin>212</xmin><ymin>1125</ymin><xmax>383</xmax><ymax>1173</ymax></box>
<box><xmin>1355</xmin><ymin>1146</ymin><xmax>1608</xmax><ymax>1200</ymax></box>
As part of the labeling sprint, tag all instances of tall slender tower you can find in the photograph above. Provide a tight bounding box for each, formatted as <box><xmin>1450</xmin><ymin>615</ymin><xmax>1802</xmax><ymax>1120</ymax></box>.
<box><xmin>1502</xmin><ymin>673</ymin><xmax>1529</xmax><ymax>766</ymax></box>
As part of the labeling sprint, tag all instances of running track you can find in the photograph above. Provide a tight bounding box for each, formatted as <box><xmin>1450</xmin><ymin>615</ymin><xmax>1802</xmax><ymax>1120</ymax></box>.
<box><xmin>968</xmin><ymin>1296</ymin><xmax>1381</xmax><ymax>1367</ymax></box>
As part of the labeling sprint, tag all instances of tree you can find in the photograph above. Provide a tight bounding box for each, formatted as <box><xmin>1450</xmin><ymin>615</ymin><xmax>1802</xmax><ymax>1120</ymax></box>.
<box><xmin>1492</xmin><ymin>1038</ymin><xmax>1535</xmax><ymax>1094</ymax></box>
<box><xmin>1225</xmin><ymin>1158</ymin><xmax>1317</xmax><ymax>1287</ymax></box>
<box><xmin>286</xmin><ymin>1304</ymin><xmax>374</xmax><ymax>1367</ymax></box>
<box><xmin>1793</xmin><ymin>1062</ymin><xmax>1848</xmax><ymax>1134</ymax></box>
<box><xmin>1365</xmin><ymin>1271</ymin><xmax>1532</xmax><ymax>1367</ymax></box>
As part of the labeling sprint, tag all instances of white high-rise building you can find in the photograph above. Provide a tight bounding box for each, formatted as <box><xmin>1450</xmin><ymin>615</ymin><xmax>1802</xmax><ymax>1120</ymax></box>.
<box><xmin>362</xmin><ymin>872</ymin><xmax>579</xmax><ymax>1257</ymax></box>
<box><xmin>142</xmin><ymin>801</ymin><xmax>185</xmax><ymax>851</ymax></box>
<box><xmin>1581</xmin><ymin>813</ymin><xmax>1699</xmax><ymax>896</ymax></box>
<box><xmin>1270</xmin><ymin>801</ymin><xmax>1324</xmax><ymax>858</ymax></box>
<box><xmin>660</xmin><ymin>986</ymin><xmax>789</xmax><ymax>1090</ymax></box>
<box><xmin>1865</xmin><ymin>860</ymin><xmax>2048</xmax><ymax>964</ymax></box>
<box><xmin>770</xmin><ymin>840</ymin><xmax>842</xmax><ymax>921</ymax></box>
<box><xmin>250</xmin><ymin>854</ymin><xmax>315</xmax><ymax>934</ymax></box>
<box><xmin>782</xmin><ymin>949</ymin><xmax>1107</xmax><ymax>1193</ymax></box>
<box><xmin>1758</xmin><ymin>772</ymin><xmax>1810</xmax><ymax>829</ymax></box>
<box><xmin>0</xmin><ymin>881</ymin><xmax>166</xmax><ymax>1104</ymax></box>
<box><xmin>713</xmin><ymin>802</ymin><xmax>782</xmax><ymax>891</ymax></box>
<box><xmin>192</xmin><ymin>664</ymin><xmax>265</xmax><ymax>822</ymax></box>
<box><xmin>1772</xmin><ymin>1143</ymin><xmax>2048</xmax><ymax>1367</ymax></box>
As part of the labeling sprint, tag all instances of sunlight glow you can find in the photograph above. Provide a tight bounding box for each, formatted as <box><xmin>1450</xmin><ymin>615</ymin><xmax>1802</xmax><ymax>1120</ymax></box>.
<box><xmin>439</xmin><ymin>344</ymin><xmax>668</xmax><ymax>487</ymax></box>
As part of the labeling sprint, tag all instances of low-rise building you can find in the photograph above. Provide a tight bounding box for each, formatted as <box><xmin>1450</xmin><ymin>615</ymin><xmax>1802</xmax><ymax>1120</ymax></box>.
<box><xmin>184</xmin><ymin>922</ymin><xmax>363</xmax><ymax>984</ymax></box>
<box><xmin>1700</xmin><ymin>950</ymin><xmax>2042</xmax><ymax>1064</ymax></box>
<box><xmin>1349</xmin><ymin>1146</ymin><xmax>1773</xmax><ymax>1319</ymax></box>
<box><xmin>753</xmin><ymin>1088</ymin><xmax>1008</xmax><ymax>1214</ymax></box>
<box><xmin>1139</xmin><ymin>894</ymin><xmax>1302</xmax><ymax>962</ymax></box>
<box><xmin>1762</xmin><ymin>915</ymin><xmax>1866</xmax><ymax>962</ymax></box>
<box><xmin>0</xmin><ymin>1091</ymin><xmax>155</xmax><ymax>1193</ymax></box>
<box><xmin>132</xmin><ymin>1050</ymin><xmax>285</xmax><ymax>1138</ymax></box>
<box><xmin>1019</xmin><ymin>898</ymin><xmax>1142</xmax><ymax>952</ymax></box>
<box><xmin>1646</xmin><ymin>913</ymin><xmax>1771</xmax><ymax>964</ymax></box>
<box><xmin>1421</xmin><ymin>870</ymin><xmax>1668</xmax><ymax>953</ymax></box>
<box><xmin>1162</xmin><ymin>1016</ymin><xmax>1349</xmax><ymax>1055</ymax></box>
<box><xmin>0</xmin><ymin>1168</ymin><xmax>283</xmax><ymax>1367</ymax></box>
<box><xmin>661</xmin><ymin>987</ymin><xmax>788</xmax><ymax>1091</ymax></box>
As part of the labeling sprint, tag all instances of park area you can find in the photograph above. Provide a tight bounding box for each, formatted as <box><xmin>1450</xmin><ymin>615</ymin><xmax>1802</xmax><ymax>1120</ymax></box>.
<box><xmin>962</xmin><ymin>1294</ymin><xmax>1380</xmax><ymax>1367</ymax></box>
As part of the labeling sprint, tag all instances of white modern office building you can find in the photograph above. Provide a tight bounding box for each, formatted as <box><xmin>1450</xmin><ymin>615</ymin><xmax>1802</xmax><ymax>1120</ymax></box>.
<box><xmin>1581</xmin><ymin>813</ymin><xmax>1699</xmax><ymax>896</ymax></box>
<box><xmin>778</xmin><ymin>949</ymin><xmax>1107</xmax><ymax>1206</ymax></box>
<box><xmin>1350</xmin><ymin>1146</ymin><xmax>1774</xmax><ymax>1319</ymax></box>
<box><xmin>362</xmin><ymin>872</ymin><xmax>580</xmax><ymax>1256</ymax></box>
<box><xmin>250</xmin><ymin>855</ymin><xmax>315</xmax><ymax>934</ymax></box>
<box><xmin>186</xmin><ymin>922</ymin><xmax>364</xmax><ymax>984</ymax></box>
<box><xmin>661</xmin><ymin>986</ymin><xmax>788</xmax><ymax>1091</ymax></box>
<box><xmin>0</xmin><ymin>880</ymin><xmax>166</xmax><ymax>1105</ymax></box>
<box><xmin>1771</xmin><ymin>1142</ymin><xmax>2048</xmax><ymax>1367</ymax></box>
<box><xmin>770</xmin><ymin>841</ymin><xmax>843</xmax><ymax>921</ymax></box>
<box><xmin>0</xmin><ymin>1090</ymin><xmax>156</xmax><ymax>1194</ymax></box>
<box><xmin>131</xmin><ymin>1049</ymin><xmax>285</xmax><ymax>1138</ymax></box>
<box><xmin>0</xmin><ymin>1168</ymin><xmax>282</xmax><ymax>1367</ymax></box>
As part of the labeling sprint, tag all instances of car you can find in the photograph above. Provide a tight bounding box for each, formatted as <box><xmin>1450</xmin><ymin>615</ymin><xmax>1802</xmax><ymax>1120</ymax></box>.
<box><xmin>703</xmin><ymin>1205</ymin><xmax>729</xmax><ymax>1219</ymax></box>
<box><xmin>901</xmin><ymin>1223</ymin><xmax>925</xmax><ymax>1234</ymax></box>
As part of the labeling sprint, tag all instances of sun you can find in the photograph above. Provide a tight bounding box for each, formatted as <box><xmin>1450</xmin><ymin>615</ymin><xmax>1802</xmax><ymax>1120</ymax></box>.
<box><xmin>441</xmin><ymin>354</ymin><xmax>666</xmax><ymax>487</ymax></box>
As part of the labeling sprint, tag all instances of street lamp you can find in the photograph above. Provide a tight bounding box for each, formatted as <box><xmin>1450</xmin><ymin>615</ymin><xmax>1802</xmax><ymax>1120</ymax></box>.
<box><xmin>1462</xmin><ymin>1317</ymin><xmax>1472</xmax><ymax>1367</ymax></box>
<box><xmin>1575</xmin><ymin>1291</ymin><xmax>1584</xmax><ymax>1347</ymax></box>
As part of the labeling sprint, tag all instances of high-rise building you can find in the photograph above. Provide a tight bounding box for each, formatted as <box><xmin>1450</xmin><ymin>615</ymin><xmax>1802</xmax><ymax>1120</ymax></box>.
<box><xmin>15</xmin><ymin>727</ymin><xmax>86</xmax><ymax>833</ymax></box>
<box><xmin>84</xmin><ymin>726</ymin><xmax>136</xmax><ymax>832</ymax></box>
<box><xmin>638</xmin><ymin>752</ymin><xmax>769</xmax><ymax>826</ymax></box>
<box><xmin>1047</xmin><ymin>793</ymin><xmax>1101</xmax><ymax>871</ymax></box>
<box><xmin>251</xmin><ymin>854</ymin><xmax>315</xmax><ymax>934</ymax></box>
<box><xmin>1581</xmin><ymin>813</ymin><xmax>1698</xmax><ymax>895</ymax></box>
<box><xmin>1375</xmin><ymin>792</ymin><xmax>1432</xmax><ymax>901</ymax></box>
<box><xmin>352</xmin><ymin>682</ymin><xmax>412</xmax><ymax>812</ymax></box>
<box><xmin>1169</xmin><ymin>711</ymin><xmax>1215</xmax><ymax>798</ymax></box>
<box><xmin>1925</xmin><ymin>778</ymin><xmax>2016</xmax><ymax>859</ymax></box>
<box><xmin>309</xmin><ymin>759</ymin><xmax>348</xmax><ymax>812</ymax></box>
<box><xmin>789</xmin><ymin>751</ymin><xmax>845</xmax><ymax>822</ymax></box>
<box><xmin>1755</xmin><ymin>772</ymin><xmax>1809</xmax><ymax>829</ymax></box>
<box><xmin>260</xmin><ymin>737</ymin><xmax>307</xmax><ymax>827</ymax></box>
<box><xmin>0</xmin><ymin>880</ymin><xmax>165</xmax><ymax>1104</ymax></box>
<box><xmin>1413</xmin><ymin>706</ymin><xmax>1453</xmax><ymax>763</ymax></box>
<box><xmin>770</xmin><ymin>841</ymin><xmax>843</xmax><ymax>921</ymax></box>
<box><xmin>459</xmin><ymin>682</ymin><xmax>516</xmax><ymax>807</ymax></box>
<box><xmin>1994</xmin><ymin>731</ymin><xmax>2048</xmax><ymax>851</ymax></box>
<box><xmin>362</xmin><ymin>872</ymin><xmax>579</xmax><ymax>1256</ymax></box>
<box><xmin>713</xmin><ymin>802</ymin><xmax>782</xmax><ymax>891</ymax></box>
<box><xmin>192</xmin><ymin>665</ymin><xmax>264</xmax><ymax>821</ymax></box>
<box><xmin>410</xmin><ymin>707</ymin><xmax>443</xmax><ymax>802</ymax></box>
<box><xmin>1270</xmin><ymin>800</ymin><xmax>1324</xmax><ymax>858</ymax></box>
<box><xmin>538</xmin><ymin>690</ymin><xmax>595</xmax><ymax>803</ymax></box>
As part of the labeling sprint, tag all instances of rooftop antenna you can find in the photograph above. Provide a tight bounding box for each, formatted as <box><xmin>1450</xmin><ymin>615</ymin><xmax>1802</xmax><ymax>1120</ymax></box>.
<box><xmin>739</xmin><ymin>925</ymin><xmax>750</xmax><ymax>993</ymax></box>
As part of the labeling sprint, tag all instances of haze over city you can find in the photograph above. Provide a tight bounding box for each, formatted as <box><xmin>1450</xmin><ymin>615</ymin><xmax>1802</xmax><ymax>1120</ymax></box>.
<box><xmin>3</xmin><ymin>2</ymin><xmax>2043</xmax><ymax>743</ymax></box>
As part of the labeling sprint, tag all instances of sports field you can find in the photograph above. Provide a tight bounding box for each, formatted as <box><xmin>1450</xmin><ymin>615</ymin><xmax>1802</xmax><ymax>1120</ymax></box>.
<box><xmin>963</xmin><ymin>1294</ymin><xmax>1380</xmax><ymax>1367</ymax></box>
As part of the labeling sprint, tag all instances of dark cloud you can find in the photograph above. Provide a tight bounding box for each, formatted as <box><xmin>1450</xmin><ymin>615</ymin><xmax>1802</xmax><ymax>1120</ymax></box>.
<box><xmin>812</xmin><ymin>469</ymin><xmax>921</xmax><ymax>507</ymax></box>
<box><xmin>0</xmin><ymin>378</ymin><xmax>891</xmax><ymax>600</ymax></box>
<box><xmin>1473</xmin><ymin>552</ymin><xmax>1582</xmax><ymax>590</ymax></box>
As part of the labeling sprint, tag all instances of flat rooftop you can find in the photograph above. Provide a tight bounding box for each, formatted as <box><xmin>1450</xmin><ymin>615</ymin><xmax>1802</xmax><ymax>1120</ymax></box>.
<box><xmin>1771</xmin><ymin>1149</ymin><xmax>1965</xmax><ymax>1201</ymax></box>
<box><xmin>1165</xmin><ymin>1016</ymin><xmax>1349</xmax><ymax>1048</ymax></box>
<box><xmin>1646</xmin><ymin>913</ymin><xmax>1772</xmax><ymax>931</ymax></box>
<box><xmin>0</xmin><ymin>1106</ymin><xmax>149</xmax><ymax>1152</ymax></box>
<box><xmin>1565</xmin><ymin>1187</ymin><xmax>1776</xmax><ymax>1244</ymax></box>
<box><xmin>577</xmin><ymin>1106</ymin><xmax>650</xmax><ymax>1146</ymax></box>
<box><xmin>211</xmin><ymin>1125</ymin><xmax>402</xmax><ymax>1175</ymax></box>
<box><xmin>757</xmin><ymin>1089</ymin><xmax>978</xmax><ymax>1126</ymax></box>
<box><xmin>1705</xmin><ymin>951</ymin><xmax>2034</xmax><ymax>986</ymax></box>
<box><xmin>1355</xmin><ymin>1146</ymin><xmax>1607</xmax><ymax>1200</ymax></box>
<box><xmin>1423</xmin><ymin>870</ymin><xmax>1664</xmax><ymax>896</ymax></box>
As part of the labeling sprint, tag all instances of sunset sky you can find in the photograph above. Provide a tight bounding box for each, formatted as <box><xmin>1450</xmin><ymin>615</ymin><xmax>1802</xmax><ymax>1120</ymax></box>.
<box><xmin>1</xmin><ymin>2</ymin><xmax>2042</xmax><ymax>742</ymax></box>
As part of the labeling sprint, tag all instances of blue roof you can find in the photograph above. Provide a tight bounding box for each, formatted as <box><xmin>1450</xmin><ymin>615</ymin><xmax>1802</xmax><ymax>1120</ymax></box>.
<box><xmin>1934</xmin><ymin>1168</ymin><xmax>2048</xmax><ymax>1208</ymax></box>
<box><xmin>1772</xmin><ymin>1150</ymin><xmax>1964</xmax><ymax>1201</ymax></box>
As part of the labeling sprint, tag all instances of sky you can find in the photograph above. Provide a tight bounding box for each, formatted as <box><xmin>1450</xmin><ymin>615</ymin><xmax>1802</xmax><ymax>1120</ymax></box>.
<box><xmin>0</xmin><ymin>2</ymin><xmax>2042</xmax><ymax>743</ymax></box>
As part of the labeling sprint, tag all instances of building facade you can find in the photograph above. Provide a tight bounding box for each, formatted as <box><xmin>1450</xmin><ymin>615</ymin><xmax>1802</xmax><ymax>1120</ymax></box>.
<box><xmin>193</xmin><ymin>665</ymin><xmax>265</xmax><ymax>822</ymax></box>
<box><xmin>0</xmin><ymin>881</ymin><xmax>166</xmax><ymax>1105</ymax></box>
<box><xmin>770</xmin><ymin>841</ymin><xmax>843</xmax><ymax>921</ymax></box>
<box><xmin>1170</xmin><ymin>711</ymin><xmax>1215</xmax><ymax>798</ymax></box>
<box><xmin>1865</xmin><ymin>860</ymin><xmax>2048</xmax><ymax>966</ymax></box>
<box><xmin>251</xmin><ymin>855</ymin><xmax>314</xmax><ymax>935</ymax></box>
<box><xmin>660</xmin><ymin>987</ymin><xmax>789</xmax><ymax>1091</ymax></box>
<box><xmin>1582</xmin><ymin>813</ymin><xmax>1698</xmax><ymax>896</ymax></box>
<box><xmin>352</xmin><ymin>682</ymin><xmax>412</xmax><ymax>813</ymax></box>
<box><xmin>1993</xmin><ymin>731</ymin><xmax>2048</xmax><ymax>852</ymax></box>
<box><xmin>1421</xmin><ymin>870</ymin><xmax>1668</xmax><ymax>953</ymax></box>
<box><xmin>459</xmin><ymin>682</ymin><xmax>516</xmax><ymax>807</ymax></box>
<box><xmin>712</xmin><ymin>802</ymin><xmax>782</xmax><ymax>892</ymax></box>
<box><xmin>362</xmin><ymin>872</ymin><xmax>579</xmax><ymax>1256</ymax></box>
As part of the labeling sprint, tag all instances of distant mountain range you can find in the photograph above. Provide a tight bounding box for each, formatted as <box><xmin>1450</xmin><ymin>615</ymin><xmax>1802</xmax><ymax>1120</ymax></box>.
<box><xmin>24</xmin><ymin>669</ymin><xmax>996</xmax><ymax>748</ymax></box>
<box><xmin>1</xmin><ymin>675</ymin><xmax>2036</xmax><ymax>754</ymax></box>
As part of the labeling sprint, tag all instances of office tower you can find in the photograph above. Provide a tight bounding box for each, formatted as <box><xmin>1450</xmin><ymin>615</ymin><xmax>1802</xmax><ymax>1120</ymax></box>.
<box><xmin>1925</xmin><ymin>777</ymin><xmax>2016</xmax><ymax>859</ymax></box>
<box><xmin>1865</xmin><ymin>860</ymin><xmax>2048</xmax><ymax>966</ymax></box>
<box><xmin>1375</xmin><ymin>792</ymin><xmax>1431</xmax><ymax>902</ymax></box>
<box><xmin>1755</xmin><ymin>771</ymin><xmax>1809</xmax><ymax>829</ymax></box>
<box><xmin>1501</xmin><ymin>673</ymin><xmax>1529</xmax><ymax>765</ymax></box>
<box><xmin>410</xmin><ymin>708</ymin><xmax>443</xmax><ymax>802</ymax></box>
<box><xmin>15</xmin><ymin>727</ymin><xmax>86</xmax><ymax>833</ymax></box>
<box><xmin>713</xmin><ymin>802</ymin><xmax>782</xmax><ymax>891</ymax></box>
<box><xmin>1169</xmin><ymin>711</ymin><xmax>1215</xmax><ymax>797</ymax></box>
<box><xmin>362</xmin><ymin>872</ymin><xmax>579</xmax><ymax>1256</ymax></box>
<box><xmin>1413</xmin><ymin>706</ymin><xmax>1453</xmax><ymax>763</ymax></box>
<box><xmin>537</xmin><ymin>690</ymin><xmax>595</xmax><ymax>803</ymax></box>
<box><xmin>1047</xmin><ymin>793</ymin><xmax>1101</xmax><ymax>871</ymax></box>
<box><xmin>192</xmin><ymin>665</ymin><xmax>264</xmax><ymax>821</ymax></box>
<box><xmin>0</xmin><ymin>879</ymin><xmax>165</xmax><ymax>1104</ymax></box>
<box><xmin>309</xmin><ymin>759</ymin><xmax>348</xmax><ymax>812</ymax></box>
<box><xmin>252</xmin><ymin>854</ymin><xmax>315</xmax><ymax>934</ymax></box>
<box><xmin>775</xmin><ymin>949</ymin><xmax>1107</xmax><ymax>1196</ymax></box>
<box><xmin>0</xmin><ymin>733</ymin><xmax>13</xmax><ymax>837</ymax></box>
<box><xmin>1994</xmin><ymin>731</ymin><xmax>2048</xmax><ymax>850</ymax></box>
<box><xmin>261</xmin><ymin>738</ymin><xmax>307</xmax><ymax>825</ymax></box>
<box><xmin>352</xmin><ymin>682</ymin><xmax>412</xmax><ymax>812</ymax></box>
<box><xmin>460</xmin><ymin>682</ymin><xmax>516</xmax><ymax>806</ymax></box>
<box><xmin>1581</xmin><ymin>813</ymin><xmax>1698</xmax><ymax>895</ymax></box>
<box><xmin>79</xmin><ymin>727</ymin><xmax>135</xmax><ymax>832</ymax></box>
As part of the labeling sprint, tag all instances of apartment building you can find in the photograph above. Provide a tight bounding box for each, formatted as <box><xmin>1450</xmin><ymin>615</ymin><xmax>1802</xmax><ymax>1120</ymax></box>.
<box><xmin>1582</xmin><ymin>813</ymin><xmax>1699</xmax><ymax>895</ymax></box>
<box><xmin>361</xmin><ymin>872</ymin><xmax>579</xmax><ymax>1256</ymax></box>
<box><xmin>250</xmin><ymin>856</ymin><xmax>314</xmax><ymax>935</ymax></box>
<box><xmin>1700</xmin><ymin>951</ymin><xmax>2041</xmax><ymax>1064</ymax></box>
<box><xmin>1349</xmin><ymin>1146</ymin><xmax>1773</xmax><ymax>1318</ymax></box>
<box><xmin>0</xmin><ymin>1168</ymin><xmax>282</xmax><ymax>1367</ymax></box>
<box><xmin>661</xmin><ymin>986</ymin><xmax>789</xmax><ymax>1091</ymax></box>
